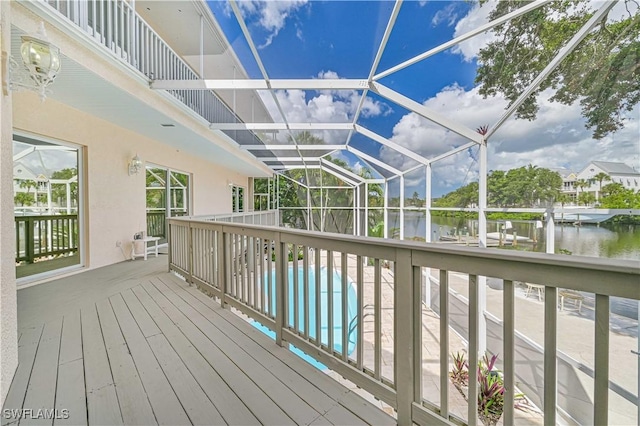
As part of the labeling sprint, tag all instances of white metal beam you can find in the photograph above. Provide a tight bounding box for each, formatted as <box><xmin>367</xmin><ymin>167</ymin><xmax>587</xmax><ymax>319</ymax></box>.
<box><xmin>209</xmin><ymin>122</ymin><xmax>355</xmax><ymax>131</ymax></box>
<box><xmin>318</xmin><ymin>166</ymin><xmax>359</xmax><ymax>186</ymax></box>
<box><xmin>374</xmin><ymin>0</ymin><xmax>554</xmax><ymax>80</ymax></box>
<box><xmin>346</xmin><ymin>146</ymin><xmax>403</xmax><ymax>176</ymax></box>
<box><xmin>355</xmin><ymin>125</ymin><xmax>429</xmax><ymax>165</ymax></box>
<box><xmin>486</xmin><ymin>0</ymin><xmax>617</xmax><ymax>139</ymax></box>
<box><xmin>429</xmin><ymin>141</ymin><xmax>477</xmax><ymax>163</ymax></box>
<box><xmin>371</xmin><ymin>83</ymin><xmax>483</xmax><ymax>143</ymax></box>
<box><xmin>319</xmin><ymin>158</ymin><xmax>365</xmax><ymax>183</ymax></box>
<box><xmin>229</xmin><ymin>0</ymin><xmax>308</xmax><ymax>173</ymax></box>
<box><xmin>243</xmin><ymin>144</ymin><xmax>345</xmax><ymax>151</ymax></box>
<box><xmin>347</xmin><ymin>0</ymin><xmax>403</xmax><ymax>145</ymax></box>
<box><xmin>151</xmin><ymin>79</ymin><xmax>369</xmax><ymax>91</ymax></box>
<box><xmin>262</xmin><ymin>157</ymin><xmax>322</xmax><ymax>162</ymax></box>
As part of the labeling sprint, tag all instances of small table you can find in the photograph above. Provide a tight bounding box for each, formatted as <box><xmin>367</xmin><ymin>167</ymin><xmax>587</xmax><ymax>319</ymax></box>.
<box><xmin>131</xmin><ymin>236</ymin><xmax>161</xmax><ymax>260</ymax></box>
<box><xmin>524</xmin><ymin>283</ymin><xmax>545</xmax><ymax>301</ymax></box>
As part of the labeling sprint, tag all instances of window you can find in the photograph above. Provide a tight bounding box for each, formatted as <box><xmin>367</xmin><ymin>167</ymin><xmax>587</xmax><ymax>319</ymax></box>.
<box><xmin>232</xmin><ymin>185</ymin><xmax>244</xmax><ymax>212</ymax></box>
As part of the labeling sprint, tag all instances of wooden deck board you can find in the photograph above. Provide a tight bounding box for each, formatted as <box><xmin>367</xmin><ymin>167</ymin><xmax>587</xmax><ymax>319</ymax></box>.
<box><xmin>141</xmin><ymin>280</ymin><xmax>296</xmax><ymax>425</ymax></box>
<box><xmin>157</xmin><ymin>276</ymin><xmax>370</xmax><ymax>423</ymax></box>
<box><xmin>95</xmin><ymin>299</ymin><xmax>157</xmax><ymax>425</ymax></box>
<box><xmin>7</xmin><ymin>265</ymin><xmax>393</xmax><ymax>426</ymax></box>
<box><xmin>54</xmin><ymin>359</ymin><xmax>86</xmax><ymax>425</ymax></box>
<box><xmin>80</xmin><ymin>306</ymin><xmax>123</xmax><ymax>426</ymax></box>
<box><xmin>151</xmin><ymin>278</ymin><xmax>324</xmax><ymax>425</ymax></box>
<box><xmin>146</xmin><ymin>334</ymin><xmax>225</xmax><ymax>425</ymax></box>
<box><xmin>1</xmin><ymin>325</ymin><xmax>43</xmax><ymax>426</ymax></box>
<box><xmin>108</xmin><ymin>293</ymin><xmax>191</xmax><ymax>426</ymax></box>
<box><xmin>21</xmin><ymin>318</ymin><xmax>62</xmax><ymax>425</ymax></box>
<box><xmin>162</xmin><ymin>274</ymin><xmax>396</xmax><ymax>425</ymax></box>
<box><xmin>129</xmin><ymin>285</ymin><xmax>259</xmax><ymax>425</ymax></box>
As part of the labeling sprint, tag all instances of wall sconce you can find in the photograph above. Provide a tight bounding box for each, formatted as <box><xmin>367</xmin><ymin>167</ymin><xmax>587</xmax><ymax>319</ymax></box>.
<box><xmin>2</xmin><ymin>22</ymin><xmax>61</xmax><ymax>101</ymax></box>
<box><xmin>129</xmin><ymin>154</ymin><xmax>143</xmax><ymax>175</ymax></box>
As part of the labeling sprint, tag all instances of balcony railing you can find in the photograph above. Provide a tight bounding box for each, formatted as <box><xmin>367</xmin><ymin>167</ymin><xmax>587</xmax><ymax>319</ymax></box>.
<box><xmin>168</xmin><ymin>217</ymin><xmax>639</xmax><ymax>425</ymax></box>
<box><xmin>15</xmin><ymin>214</ymin><xmax>79</xmax><ymax>263</ymax></box>
<box><xmin>34</xmin><ymin>0</ymin><xmax>261</xmax><ymax>145</ymax></box>
<box><xmin>190</xmin><ymin>210</ymin><xmax>279</xmax><ymax>226</ymax></box>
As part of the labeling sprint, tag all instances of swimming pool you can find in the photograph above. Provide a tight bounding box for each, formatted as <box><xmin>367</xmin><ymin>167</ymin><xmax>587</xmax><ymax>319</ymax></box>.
<box><xmin>253</xmin><ymin>265</ymin><xmax>358</xmax><ymax>368</ymax></box>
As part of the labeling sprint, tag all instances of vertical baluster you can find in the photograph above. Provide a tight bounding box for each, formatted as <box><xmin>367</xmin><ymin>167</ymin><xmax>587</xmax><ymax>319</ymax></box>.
<box><xmin>544</xmin><ymin>286</ymin><xmax>557</xmax><ymax>426</ymax></box>
<box><xmin>468</xmin><ymin>274</ymin><xmax>479</xmax><ymax>426</ymax></box>
<box><xmin>374</xmin><ymin>258</ymin><xmax>381</xmax><ymax>380</ymax></box>
<box><xmin>106</xmin><ymin>0</ymin><xmax>111</xmax><ymax>50</ymax></box>
<box><xmin>267</xmin><ymin>240</ymin><xmax>273</xmax><ymax>317</ymax></box>
<box><xmin>303</xmin><ymin>246</ymin><xmax>309</xmax><ymax>339</ymax></box>
<box><xmin>356</xmin><ymin>255</ymin><xmax>363</xmax><ymax>370</ymax></box>
<box><xmin>594</xmin><ymin>294</ymin><xmax>610</xmax><ymax>425</ymax></box>
<box><xmin>92</xmin><ymin>0</ymin><xmax>97</xmax><ymax>37</ymax></box>
<box><xmin>413</xmin><ymin>265</ymin><xmax>423</xmax><ymax>407</ymax></box>
<box><xmin>315</xmin><ymin>248</ymin><xmax>321</xmax><ymax>346</ymax></box>
<box><xmin>440</xmin><ymin>270</ymin><xmax>450</xmax><ymax>419</ymax></box>
<box><xmin>327</xmin><ymin>250</ymin><xmax>334</xmax><ymax>354</ymax></box>
<box><xmin>119</xmin><ymin>0</ymin><xmax>124</xmax><ymax>58</ymax></box>
<box><xmin>503</xmin><ymin>279</ymin><xmax>515</xmax><ymax>426</ymax></box>
<box><xmin>253</xmin><ymin>237</ymin><xmax>259</xmax><ymax>309</ymax></box>
<box><xmin>341</xmin><ymin>252</ymin><xmax>348</xmax><ymax>362</ymax></box>
<box><xmin>293</xmin><ymin>244</ymin><xmax>299</xmax><ymax>332</ymax></box>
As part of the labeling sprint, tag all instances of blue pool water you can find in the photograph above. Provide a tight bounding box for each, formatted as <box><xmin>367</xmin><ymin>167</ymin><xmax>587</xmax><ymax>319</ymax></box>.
<box><xmin>253</xmin><ymin>265</ymin><xmax>358</xmax><ymax>369</ymax></box>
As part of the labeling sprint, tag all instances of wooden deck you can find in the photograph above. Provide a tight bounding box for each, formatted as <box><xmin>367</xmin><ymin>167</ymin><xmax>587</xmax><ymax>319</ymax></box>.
<box><xmin>3</xmin><ymin>259</ymin><xmax>395</xmax><ymax>425</ymax></box>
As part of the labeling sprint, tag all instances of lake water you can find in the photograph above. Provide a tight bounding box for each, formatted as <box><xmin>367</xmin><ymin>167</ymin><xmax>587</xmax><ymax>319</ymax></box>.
<box><xmin>392</xmin><ymin>212</ymin><xmax>640</xmax><ymax>261</ymax></box>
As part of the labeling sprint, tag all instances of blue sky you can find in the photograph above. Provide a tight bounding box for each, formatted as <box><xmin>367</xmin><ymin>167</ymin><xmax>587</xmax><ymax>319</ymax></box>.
<box><xmin>208</xmin><ymin>0</ymin><xmax>640</xmax><ymax>197</ymax></box>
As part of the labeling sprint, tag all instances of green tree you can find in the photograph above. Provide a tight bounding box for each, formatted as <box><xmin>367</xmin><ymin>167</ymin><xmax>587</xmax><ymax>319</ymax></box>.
<box><xmin>14</xmin><ymin>192</ymin><xmax>35</xmax><ymax>207</ymax></box>
<box><xmin>593</xmin><ymin>172</ymin><xmax>611</xmax><ymax>200</ymax></box>
<box><xmin>51</xmin><ymin>168</ymin><xmax>78</xmax><ymax>210</ymax></box>
<box><xmin>577</xmin><ymin>191</ymin><xmax>596</xmax><ymax>206</ymax></box>
<box><xmin>476</xmin><ymin>0</ymin><xmax>640</xmax><ymax>139</ymax></box>
<box><xmin>600</xmin><ymin>182</ymin><xmax>640</xmax><ymax>208</ymax></box>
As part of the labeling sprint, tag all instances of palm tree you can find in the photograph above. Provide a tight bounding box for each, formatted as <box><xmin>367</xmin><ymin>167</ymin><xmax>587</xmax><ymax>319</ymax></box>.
<box><xmin>593</xmin><ymin>172</ymin><xmax>611</xmax><ymax>201</ymax></box>
<box><xmin>573</xmin><ymin>179</ymin><xmax>590</xmax><ymax>201</ymax></box>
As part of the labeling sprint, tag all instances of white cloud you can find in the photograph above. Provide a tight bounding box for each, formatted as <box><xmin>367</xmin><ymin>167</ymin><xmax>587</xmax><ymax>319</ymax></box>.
<box><xmin>379</xmin><ymin>84</ymin><xmax>640</xmax><ymax>194</ymax></box>
<box><xmin>258</xmin><ymin>71</ymin><xmax>392</xmax><ymax>144</ymax></box>
<box><xmin>236</xmin><ymin>0</ymin><xmax>308</xmax><ymax>48</ymax></box>
<box><xmin>431</xmin><ymin>4</ymin><xmax>459</xmax><ymax>27</ymax></box>
<box><xmin>450</xmin><ymin>0</ymin><xmax>497</xmax><ymax>62</ymax></box>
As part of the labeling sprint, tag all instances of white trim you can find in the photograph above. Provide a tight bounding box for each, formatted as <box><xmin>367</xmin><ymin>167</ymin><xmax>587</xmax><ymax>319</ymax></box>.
<box><xmin>210</xmin><ymin>123</ymin><xmax>354</xmax><ymax>131</ymax></box>
<box><xmin>152</xmin><ymin>79</ymin><xmax>369</xmax><ymax>91</ymax></box>
<box><xmin>243</xmin><ymin>144</ymin><xmax>345</xmax><ymax>151</ymax></box>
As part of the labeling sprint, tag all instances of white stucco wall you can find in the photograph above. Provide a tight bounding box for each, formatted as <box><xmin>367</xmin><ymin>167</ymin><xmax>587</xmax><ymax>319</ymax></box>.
<box><xmin>14</xmin><ymin>93</ymin><xmax>248</xmax><ymax>270</ymax></box>
<box><xmin>0</xmin><ymin>0</ymin><xmax>18</xmax><ymax>408</ymax></box>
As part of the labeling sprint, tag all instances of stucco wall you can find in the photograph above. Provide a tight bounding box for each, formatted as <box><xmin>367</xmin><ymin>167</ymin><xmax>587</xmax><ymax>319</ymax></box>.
<box><xmin>0</xmin><ymin>0</ymin><xmax>18</xmax><ymax>407</ymax></box>
<box><xmin>14</xmin><ymin>93</ymin><xmax>248</xmax><ymax>270</ymax></box>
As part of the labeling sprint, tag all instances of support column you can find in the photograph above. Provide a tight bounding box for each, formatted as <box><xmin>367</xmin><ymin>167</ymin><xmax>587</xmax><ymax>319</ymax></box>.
<box><xmin>383</xmin><ymin>180</ymin><xmax>389</xmax><ymax>239</ymax></box>
<box><xmin>477</xmin><ymin>141</ymin><xmax>488</xmax><ymax>356</ymax></box>
<box><xmin>0</xmin><ymin>0</ymin><xmax>18</xmax><ymax>406</ymax></box>
<box><xmin>399</xmin><ymin>175</ymin><xmax>405</xmax><ymax>240</ymax></box>
<box><xmin>424</xmin><ymin>164</ymin><xmax>432</xmax><ymax>307</ymax></box>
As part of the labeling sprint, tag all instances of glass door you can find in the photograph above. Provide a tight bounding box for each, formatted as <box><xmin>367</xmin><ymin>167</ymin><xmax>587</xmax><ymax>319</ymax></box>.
<box><xmin>13</xmin><ymin>134</ymin><xmax>83</xmax><ymax>280</ymax></box>
<box><xmin>146</xmin><ymin>165</ymin><xmax>190</xmax><ymax>244</ymax></box>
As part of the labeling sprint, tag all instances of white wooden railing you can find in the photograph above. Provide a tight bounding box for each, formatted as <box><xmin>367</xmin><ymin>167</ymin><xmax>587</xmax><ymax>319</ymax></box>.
<box><xmin>190</xmin><ymin>210</ymin><xmax>279</xmax><ymax>226</ymax></box>
<box><xmin>31</xmin><ymin>0</ymin><xmax>261</xmax><ymax>144</ymax></box>
<box><xmin>168</xmin><ymin>217</ymin><xmax>639</xmax><ymax>426</ymax></box>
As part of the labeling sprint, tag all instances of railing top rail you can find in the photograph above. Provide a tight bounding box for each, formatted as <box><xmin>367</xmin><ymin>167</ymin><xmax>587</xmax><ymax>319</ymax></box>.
<box><xmin>168</xmin><ymin>217</ymin><xmax>640</xmax><ymax>298</ymax></box>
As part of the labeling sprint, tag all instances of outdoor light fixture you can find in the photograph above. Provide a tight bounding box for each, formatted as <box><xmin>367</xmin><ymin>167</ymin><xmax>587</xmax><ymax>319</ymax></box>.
<box><xmin>2</xmin><ymin>22</ymin><xmax>61</xmax><ymax>101</ymax></box>
<box><xmin>129</xmin><ymin>154</ymin><xmax>143</xmax><ymax>175</ymax></box>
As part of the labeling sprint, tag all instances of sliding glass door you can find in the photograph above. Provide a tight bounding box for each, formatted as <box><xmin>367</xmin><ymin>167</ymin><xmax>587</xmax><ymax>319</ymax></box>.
<box><xmin>146</xmin><ymin>165</ymin><xmax>190</xmax><ymax>244</ymax></box>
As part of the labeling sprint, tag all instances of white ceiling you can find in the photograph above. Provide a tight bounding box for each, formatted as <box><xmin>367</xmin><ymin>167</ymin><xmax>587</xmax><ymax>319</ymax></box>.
<box><xmin>11</xmin><ymin>27</ymin><xmax>271</xmax><ymax>177</ymax></box>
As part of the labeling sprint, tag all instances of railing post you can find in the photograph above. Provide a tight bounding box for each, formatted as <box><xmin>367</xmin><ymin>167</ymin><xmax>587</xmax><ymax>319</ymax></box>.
<box><xmin>394</xmin><ymin>248</ymin><xmax>415</xmax><ymax>425</ymax></box>
<box><xmin>217</xmin><ymin>228</ymin><xmax>227</xmax><ymax>308</ymax></box>
<box><xmin>26</xmin><ymin>217</ymin><xmax>35</xmax><ymax>264</ymax></box>
<box><xmin>187</xmin><ymin>221</ymin><xmax>193</xmax><ymax>285</ymax></box>
<box><xmin>167</xmin><ymin>219</ymin><xmax>172</xmax><ymax>272</ymax></box>
<box><xmin>274</xmin><ymin>232</ymin><xmax>286</xmax><ymax>346</ymax></box>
